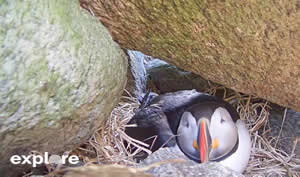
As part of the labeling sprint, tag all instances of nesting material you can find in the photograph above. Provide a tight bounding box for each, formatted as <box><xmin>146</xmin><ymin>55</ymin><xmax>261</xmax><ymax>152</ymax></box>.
<box><xmin>74</xmin><ymin>88</ymin><xmax>299</xmax><ymax>177</ymax></box>
<box><xmin>74</xmin><ymin>91</ymin><xmax>151</xmax><ymax>166</ymax></box>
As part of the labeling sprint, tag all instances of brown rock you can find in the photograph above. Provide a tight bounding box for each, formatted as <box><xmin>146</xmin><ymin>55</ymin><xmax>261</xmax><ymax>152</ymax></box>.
<box><xmin>80</xmin><ymin>0</ymin><xmax>300</xmax><ymax>111</ymax></box>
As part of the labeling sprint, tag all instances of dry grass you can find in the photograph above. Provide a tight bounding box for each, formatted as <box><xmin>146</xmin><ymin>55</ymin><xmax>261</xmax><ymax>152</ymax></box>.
<box><xmin>74</xmin><ymin>90</ymin><xmax>151</xmax><ymax>167</ymax></box>
<box><xmin>71</xmin><ymin>87</ymin><xmax>299</xmax><ymax>177</ymax></box>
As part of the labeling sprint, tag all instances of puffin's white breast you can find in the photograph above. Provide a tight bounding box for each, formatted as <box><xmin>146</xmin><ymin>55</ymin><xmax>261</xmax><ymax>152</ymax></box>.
<box><xmin>219</xmin><ymin>120</ymin><xmax>251</xmax><ymax>173</ymax></box>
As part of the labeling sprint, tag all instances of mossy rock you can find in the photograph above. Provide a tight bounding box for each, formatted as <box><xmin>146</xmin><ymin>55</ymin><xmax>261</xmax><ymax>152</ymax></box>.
<box><xmin>0</xmin><ymin>0</ymin><xmax>127</xmax><ymax>175</ymax></box>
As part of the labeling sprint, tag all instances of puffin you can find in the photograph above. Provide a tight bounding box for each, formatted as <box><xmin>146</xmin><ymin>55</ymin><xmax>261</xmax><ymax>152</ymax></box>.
<box><xmin>125</xmin><ymin>90</ymin><xmax>251</xmax><ymax>173</ymax></box>
<box><xmin>176</xmin><ymin>101</ymin><xmax>251</xmax><ymax>173</ymax></box>
<box><xmin>125</xmin><ymin>90</ymin><xmax>216</xmax><ymax>152</ymax></box>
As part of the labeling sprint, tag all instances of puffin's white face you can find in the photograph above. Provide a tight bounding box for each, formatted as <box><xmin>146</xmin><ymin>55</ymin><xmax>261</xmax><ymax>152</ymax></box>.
<box><xmin>177</xmin><ymin>107</ymin><xmax>238</xmax><ymax>163</ymax></box>
<box><xmin>209</xmin><ymin>107</ymin><xmax>238</xmax><ymax>161</ymax></box>
<box><xmin>177</xmin><ymin>112</ymin><xmax>200</xmax><ymax>161</ymax></box>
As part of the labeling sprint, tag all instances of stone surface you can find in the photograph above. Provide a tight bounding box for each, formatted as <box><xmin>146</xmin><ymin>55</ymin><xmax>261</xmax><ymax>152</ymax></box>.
<box><xmin>268</xmin><ymin>108</ymin><xmax>300</xmax><ymax>158</ymax></box>
<box><xmin>125</xmin><ymin>51</ymin><xmax>211</xmax><ymax>97</ymax></box>
<box><xmin>63</xmin><ymin>148</ymin><xmax>244</xmax><ymax>177</ymax></box>
<box><xmin>0</xmin><ymin>0</ymin><xmax>127</xmax><ymax>175</ymax></box>
<box><xmin>140</xmin><ymin>147</ymin><xmax>244</xmax><ymax>177</ymax></box>
<box><xmin>80</xmin><ymin>0</ymin><xmax>300</xmax><ymax>111</ymax></box>
<box><xmin>125</xmin><ymin>50</ymin><xmax>147</xmax><ymax>101</ymax></box>
<box><xmin>146</xmin><ymin>59</ymin><xmax>210</xmax><ymax>93</ymax></box>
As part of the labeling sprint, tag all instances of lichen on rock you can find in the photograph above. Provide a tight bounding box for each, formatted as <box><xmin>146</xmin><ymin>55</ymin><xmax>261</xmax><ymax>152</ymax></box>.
<box><xmin>140</xmin><ymin>147</ymin><xmax>244</xmax><ymax>177</ymax></box>
<box><xmin>0</xmin><ymin>0</ymin><xmax>128</xmax><ymax>175</ymax></box>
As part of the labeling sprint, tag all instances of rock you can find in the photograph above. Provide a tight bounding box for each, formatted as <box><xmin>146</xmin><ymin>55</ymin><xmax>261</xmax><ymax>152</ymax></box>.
<box><xmin>124</xmin><ymin>51</ymin><xmax>211</xmax><ymax>98</ymax></box>
<box><xmin>268</xmin><ymin>108</ymin><xmax>300</xmax><ymax>158</ymax></box>
<box><xmin>63</xmin><ymin>148</ymin><xmax>243</xmax><ymax>177</ymax></box>
<box><xmin>64</xmin><ymin>164</ymin><xmax>153</xmax><ymax>177</ymax></box>
<box><xmin>146</xmin><ymin>59</ymin><xmax>210</xmax><ymax>93</ymax></box>
<box><xmin>0</xmin><ymin>0</ymin><xmax>127</xmax><ymax>175</ymax></box>
<box><xmin>80</xmin><ymin>0</ymin><xmax>300</xmax><ymax>111</ymax></box>
<box><xmin>140</xmin><ymin>147</ymin><xmax>244</xmax><ymax>177</ymax></box>
<box><xmin>125</xmin><ymin>50</ymin><xmax>147</xmax><ymax>101</ymax></box>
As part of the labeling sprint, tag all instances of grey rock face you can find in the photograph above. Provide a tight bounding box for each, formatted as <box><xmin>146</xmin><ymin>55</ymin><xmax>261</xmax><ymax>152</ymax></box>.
<box><xmin>0</xmin><ymin>0</ymin><xmax>127</xmax><ymax>175</ymax></box>
<box><xmin>125</xmin><ymin>51</ymin><xmax>211</xmax><ymax>98</ymax></box>
<box><xmin>125</xmin><ymin>50</ymin><xmax>147</xmax><ymax>100</ymax></box>
<box><xmin>141</xmin><ymin>147</ymin><xmax>244</xmax><ymax>177</ymax></box>
<box><xmin>268</xmin><ymin>109</ymin><xmax>300</xmax><ymax>158</ymax></box>
<box><xmin>146</xmin><ymin>59</ymin><xmax>210</xmax><ymax>93</ymax></box>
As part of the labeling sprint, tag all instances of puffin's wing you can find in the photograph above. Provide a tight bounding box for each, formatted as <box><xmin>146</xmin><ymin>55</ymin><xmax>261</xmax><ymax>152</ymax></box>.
<box><xmin>150</xmin><ymin>90</ymin><xmax>217</xmax><ymax>112</ymax></box>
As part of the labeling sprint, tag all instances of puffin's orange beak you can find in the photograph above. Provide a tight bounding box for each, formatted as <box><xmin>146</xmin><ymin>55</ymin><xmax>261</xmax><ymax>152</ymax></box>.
<box><xmin>199</xmin><ymin>120</ymin><xmax>209</xmax><ymax>163</ymax></box>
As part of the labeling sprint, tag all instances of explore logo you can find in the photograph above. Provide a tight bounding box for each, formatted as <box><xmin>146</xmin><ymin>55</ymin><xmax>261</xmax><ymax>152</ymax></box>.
<box><xmin>10</xmin><ymin>152</ymin><xmax>79</xmax><ymax>167</ymax></box>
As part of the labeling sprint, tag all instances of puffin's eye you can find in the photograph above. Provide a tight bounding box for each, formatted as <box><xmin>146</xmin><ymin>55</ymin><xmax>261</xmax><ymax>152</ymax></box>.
<box><xmin>183</xmin><ymin>118</ymin><xmax>189</xmax><ymax>127</ymax></box>
<box><xmin>185</xmin><ymin>121</ymin><xmax>189</xmax><ymax>127</ymax></box>
<box><xmin>220</xmin><ymin>118</ymin><xmax>225</xmax><ymax>123</ymax></box>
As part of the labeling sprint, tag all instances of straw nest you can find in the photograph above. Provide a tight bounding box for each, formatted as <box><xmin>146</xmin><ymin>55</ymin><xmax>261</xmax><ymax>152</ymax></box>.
<box><xmin>44</xmin><ymin>86</ymin><xmax>299</xmax><ymax>177</ymax></box>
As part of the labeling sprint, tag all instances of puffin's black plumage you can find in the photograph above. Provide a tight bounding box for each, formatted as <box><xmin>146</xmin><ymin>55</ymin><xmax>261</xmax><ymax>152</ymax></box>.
<box><xmin>125</xmin><ymin>89</ymin><xmax>238</xmax><ymax>159</ymax></box>
<box><xmin>184</xmin><ymin>101</ymin><xmax>239</xmax><ymax>124</ymax></box>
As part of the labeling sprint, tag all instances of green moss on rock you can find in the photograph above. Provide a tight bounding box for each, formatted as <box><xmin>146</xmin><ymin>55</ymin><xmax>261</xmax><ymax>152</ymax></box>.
<box><xmin>0</xmin><ymin>0</ymin><xmax>128</xmax><ymax>175</ymax></box>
